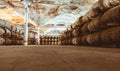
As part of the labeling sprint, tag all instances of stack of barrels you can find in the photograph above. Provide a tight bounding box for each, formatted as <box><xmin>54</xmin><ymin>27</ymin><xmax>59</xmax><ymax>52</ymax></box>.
<box><xmin>28</xmin><ymin>31</ymin><xmax>37</xmax><ymax>45</ymax></box>
<box><xmin>0</xmin><ymin>19</ymin><xmax>37</xmax><ymax>45</ymax></box>
<box><xmin>58</xmin><ymin>28</ymin><xmax>73</xmax><ymax>45</ymax></box>
<box><xmin>40</xmin><ymin>35</ymin><xmax>58</xmax><ymax>45</ymax></box>
<box><xmin>11</xmin><ymin>25</ymin><xmax>24</xmax><ymax>45</ymax></box>
<box><xmin>59</xmin><ymin>0</ymin><xmax>120</xmax><ymax>47</ymax></box>
<box><xmin>0</xmin><ymin>19</ymin><xmax>12</xmax><ymax>45</ymax></box>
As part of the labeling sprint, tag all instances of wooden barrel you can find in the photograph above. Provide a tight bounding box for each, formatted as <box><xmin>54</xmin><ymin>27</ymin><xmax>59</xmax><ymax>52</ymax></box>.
<box><xmin>82</xmin><ymin>1</ymin><xmax>102</xmax><ymax>23</ymax></box>
<box><xmin>82</xmin><ymin>12</ymin><xmax>91</xmax><ymax>24</ymax></box>
<box><xmin>67</xmin><ymin>30</ymin><xmax>73</xmax><ymax>39</ymax></box>
<box><xmin>54</xmin><ymin>38</ymin><xmax>57</xmax><ymax>42</ymax></box>
<box><xmin>100</xmin><ymin>5</ymin><xmax>120</xmax><ymax>24</ymax></box>
<box><xmin>81</xmin><ymin>23</ymin><xmax>90</xmax><ymax>35</ymax></box>
<box><xmin>53</xmin><ymin>36</ymin><xmax>56</xmax><ymax>42</ymax></box>
<box><xmin>0</xmin><ymin>37</ymin><xmax>5</xmax><ymax>45</ymax></box>
<box><xmin>98</xmin><ymin>0</ymin><xmax>120</xmax><ymax>11</ymax></box>
<box><xmin>72</xmin><ymin>27</ymin><xmax>81</xmax><ymax>37</ymax></box>
<box><xmin>52</xmin><ymin>41</ymin><xmax>54</xmax><ymax>45</ymax></box>
<box><xmin>5</xmin><ymin>28</ymin><xmax>11</xmax><ymax>38</ymax></box>
<box><xmin>5</xmin><ymin>38</ymin><xmax>12</xmax><ymax>45</ymax></box>
<box><xmin>52</xmin><ymin>37</ymin><xmax>54</xmax><ymax>42</ymax></box>
<box><xmin>45</xmin><ymin>40</ymin><xmax>48</xmax><ymax>45</ymax></box>
<box><xmin>48</xmin><ymin>37</ymin><xmax>51</xmax><ymax>45</ymax></box>
<box><xmin>16</xmin><ymin>40</ymin><xmax>20</xmax><ymax>45</ymax></box>
<box><xmin>87</xmin><ymin>32</ymin><xmax>101</xmax><ymax>45</ymax></box>
<box><xmin>0</xmin><ymin>27</ymin><xmax>5</xmax><ymax>37</ymax></box>
<box><xmin>42</xmin><ymin>41</ymin><xmax>45</xmax><ymax>45</ymax></box>
<box><xmin>73</xmin><ymin>16</ymin><xmax>83</xmax><ymax>28</ymax></box>
<box><xmin>87</xmin><ymin>16</ymin><xmax>104</xmax><ymax>32</ymax></box>
<box><xmin>89</xmin><ymin>2</ymin><xmax>102</xmax><ymax>18</ymax></box>
<box><xmin>19</xmin><ymin>41</ymin><xmax>23</xmax><ymax>45</ymax></box>
<box><xmin>44</xmin><ymin>36</ymin><xmax>47</xmax><ymax>45</ymax></box>
<box><xmin>55</xmin><ymin>42</ymin><xmax>58</xmax><ymax>45</ymax></box>
<box><xmin>68</xmin><ymin>39</ymin><xmax>72</xmax><ymax>45</ymax></box>
<box><xmin>101</xmin><ymin>26</ymin><xmax>120</xmax><ymax>44</ymax></box>
<box><xmin>72</xmin><ymin>37</ymin><xmax>81</xmax><ymax>45</ymax></box>
<box><xmin>47</xmin><ymin>36</ymin><xmax>49</xmax><ymax>42</ymax></box>
<box><xmin>81</xmin><ymin>35</ymin><xmax>89</xmax><ymax>45</ymax></box>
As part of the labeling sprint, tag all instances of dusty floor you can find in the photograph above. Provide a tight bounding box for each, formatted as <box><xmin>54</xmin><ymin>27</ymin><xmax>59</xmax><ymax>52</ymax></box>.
<box><xmin>0</xmin><ymin>45</ymin><xmax>120</xmax><ymax>71</ymax></box>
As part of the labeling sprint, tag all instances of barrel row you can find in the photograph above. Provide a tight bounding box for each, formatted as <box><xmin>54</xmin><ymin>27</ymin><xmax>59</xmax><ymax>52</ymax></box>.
<box><xmin>59</xmin><ymin>0</ymin><xmax>120</xmax><ymax>47</ymax></box>
<box><xmin>0</xmin><ymin>19</ymin><xmax>37</xmax><ymax>45</ymax></box>
<box><xmin>40</xmin><ymin>35</ymin><xmax>59</xmax><ymax>45</ymax></box>
<box><xmin>82</xmin><ymin>0</ymin><xmax>120</xmax><ymax>24</ymax></box>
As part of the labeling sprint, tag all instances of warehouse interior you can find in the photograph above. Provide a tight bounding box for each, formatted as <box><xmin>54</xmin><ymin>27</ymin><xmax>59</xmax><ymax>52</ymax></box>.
<box><xmin>0</xmin><ymin>0</ymin><xmax>120</xmax><ymax>71</ymax></box>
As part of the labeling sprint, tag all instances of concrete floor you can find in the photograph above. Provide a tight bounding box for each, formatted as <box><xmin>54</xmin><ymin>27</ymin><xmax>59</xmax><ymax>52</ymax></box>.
<box><xmin>0</xmin><ymin>45</ymin><xmax>120</xmax><ymax>71</ymax></box>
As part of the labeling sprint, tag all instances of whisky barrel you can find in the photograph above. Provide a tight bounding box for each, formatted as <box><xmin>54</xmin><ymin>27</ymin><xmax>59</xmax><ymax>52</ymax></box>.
<box><xmin>67</xmin><ymin>30</ymin><xmax>73</xmax><ymax>39</ymax></box>
<box><xmin>81</xmin><ymin>23</ymin><xmax>90</xmax><ymax>35</ymax></box>
<box><xmin>50</xmin><ymin>36</ymin><xmax>53</xmax><ymax>45</ymax></box>
<box><xmin>0</xmin><ymin>27</ymin><xmax>5</xmax><ymax>37</ymax></box>
<box><xmin>4</xmin><ymin>28</ymin><xmax>11</xmax><ymax>38</ymax></box>
<box><xmin>82</xmin><ymin>12</ymin><xmax>91</xmax><ymax>24</ymax></box>
<box><xmin>101</xmin><ymin>26</ymin><xmax>120</xmax><ymax>44</ymax></box>
<box><xmin>43</xmin><ymin>36</ymin><xmax>46</xmax><ymax>45</ymax></box>
<box><xmin>82</xmin><ymin>2</ymin><xmax>102</xmax><ymax>23</ymax></box>
<box><xmin>19</xmin><ymin>41</ymin><xmax>23</xmax><ymax>45</ymax></box>
<box><xmin>55</xmin><ymin>38</ymin><xmax>57</xmax><ymax>42</ymax></box>
<box><xmin>100</xmin><ymin>5</ymin><xmax>120</xmax><ymax>24</ymax></box>
<box><xmin>0</xmin><ymin>37</ymin><xmax>5</xmax><ymax>45</ymax></box>
<box><xmin>45</xmin><ymin>40</ymin><xmax>48</xmax><ymax>45</ymax></box>
<box><xmin>52</xmin><ymin>41</ymin><xmax>54</xmax><ymax>45</ymax></box>
<box><xmin>72</xmin><ymin>27</ymin><xmax>81</xmax><ymax>37</ymax></box>
<box><xmin>87</xmin><ymin>32</ymin><xmax>101</xmax><ymax>45</ymax></box>
<box><xmin>89</xmin><ymin>2</ymin><xmax>102</xmax><ymax>18</ymax></box>
<box><xmin>5</xmin><ymin>38</ymin><xmax>12</xmax><ymax>45</ymax></box>
<box><xmin>42</xmin><ymin>41</ymin><xmax>45</xmax><ymax>45</ymax></box>
<box><xmin>81</xmin><ymin>35</ymin><xmax>89</xmax><ymax>45</ymax></box>
<box><xmin>73</xmin><ymin>16</ymin><xmax>83</xmax><ymax>28</ymax></box>
<box><xmin>87</xmin><ymin>16</ymin><xmax>104</xmax><ymax>32</ymax></box>
<box><xmin>98</xmin><ymin>0</ymin><xmax>120</xmax><ymax>11</ymax></box>
<box><xmin>55</xmin><ymin>42</ymin><xmax>58</xmax><ymax>45</ymax></box>
<box><xmin>68</xmin><ymin>39</ymin><xmax>72</xmax><ymax>45</ymax></box>
<box><xmin>72</xmin><ymin>37</ymin><xmax>81</xmax><ymax>45</ymax></box>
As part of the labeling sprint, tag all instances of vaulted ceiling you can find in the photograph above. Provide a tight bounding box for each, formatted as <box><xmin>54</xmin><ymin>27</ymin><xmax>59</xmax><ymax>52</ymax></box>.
<box><xmin>0</xmin><ymin>0</ymin><xmax>97</xmax><ymax>35</ymax></box>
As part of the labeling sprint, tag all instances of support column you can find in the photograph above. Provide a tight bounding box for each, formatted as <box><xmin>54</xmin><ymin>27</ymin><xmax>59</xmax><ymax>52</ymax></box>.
<box><xmin>37</xmin><ymin>26</ymin><xmax>40</xmax><ymax>45</ymax></box>
<box><xmin>24</xmin><ymin>1</ymin><xmax>29</xmax><ymax>46</ymax></box>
